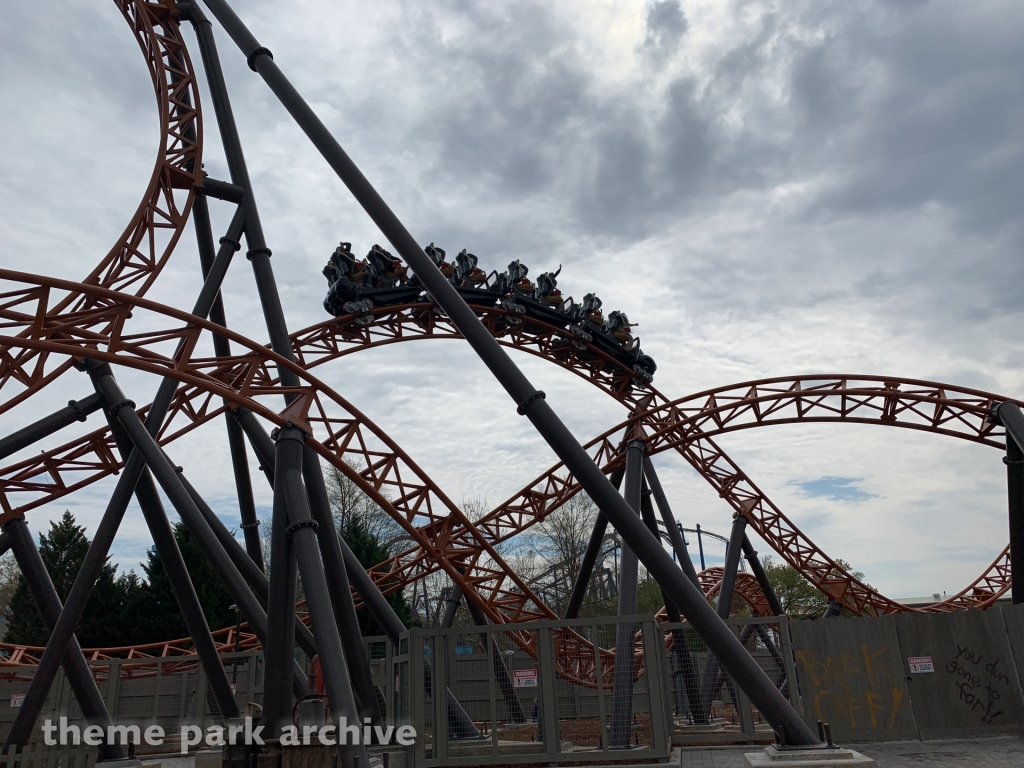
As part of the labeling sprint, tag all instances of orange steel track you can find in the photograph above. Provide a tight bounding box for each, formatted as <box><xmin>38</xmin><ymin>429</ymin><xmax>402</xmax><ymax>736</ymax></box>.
<box><xmin>0</xmin><ymin>0</ymin><xmax>1012</xmax><ymax>678</ymax></box>
<box><xmin>0</xmin><ymin>0</ymin><xmax>201</xmax><ymax>419</ymax></box>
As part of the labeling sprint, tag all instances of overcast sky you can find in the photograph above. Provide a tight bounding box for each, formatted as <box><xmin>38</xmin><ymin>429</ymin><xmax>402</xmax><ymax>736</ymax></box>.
<box><xmin>2</xmin><ymin>0</ymin><xmax>1023</xmax><ymax>604</ymax></box>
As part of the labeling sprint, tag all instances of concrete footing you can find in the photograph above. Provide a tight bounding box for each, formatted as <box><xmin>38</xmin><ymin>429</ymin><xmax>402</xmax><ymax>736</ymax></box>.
<box><xmin>744</xmin><ymin>744</ymin><xmax>877</xmax><ymax>767</ymax></box>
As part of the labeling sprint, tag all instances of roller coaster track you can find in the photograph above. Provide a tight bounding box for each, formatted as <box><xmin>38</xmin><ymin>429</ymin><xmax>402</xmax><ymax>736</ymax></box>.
<box><xmin>0</xmin><ymin>0</ymin><xmax>1010</xmax><ymax>683</ymax></box>
<box><xmin>0</xmin><ymin>0</ymin><xmax>200</xmax><ymax>418</ymax></box>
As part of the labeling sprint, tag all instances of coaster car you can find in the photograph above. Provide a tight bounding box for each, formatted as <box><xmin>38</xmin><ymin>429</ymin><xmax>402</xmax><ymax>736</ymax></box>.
<box><xmin>590</xmin><ymin>309</ymin><xmax>657</xmax><ymax>376</ymax></box>
<box><xmin>323</xmin><ymin>242</ymin><xmax>420</xmax><ymax>315</ymax></box>
<box><xmin>490</xmin><ymin>260</ymin><xmax>571</xmax><ymax>328</ymax></box>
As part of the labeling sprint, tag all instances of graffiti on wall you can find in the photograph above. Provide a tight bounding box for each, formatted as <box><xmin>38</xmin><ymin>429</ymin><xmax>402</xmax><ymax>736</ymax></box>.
<box><xmin>945</xmin><ymin>643</ymin><xmax>1011</xmax><ymax>726</ymax></box>
<box><xmin>795</xmin><ymin>644</ymin><xmax>905</xmax><ymax>733</ymax></box>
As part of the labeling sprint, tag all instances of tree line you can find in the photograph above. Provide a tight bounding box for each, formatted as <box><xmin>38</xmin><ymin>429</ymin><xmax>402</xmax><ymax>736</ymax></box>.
<box><xmin>1</xmin><ymin>460</ymin><xmax>414</xmax><ymax>648</ymax></box>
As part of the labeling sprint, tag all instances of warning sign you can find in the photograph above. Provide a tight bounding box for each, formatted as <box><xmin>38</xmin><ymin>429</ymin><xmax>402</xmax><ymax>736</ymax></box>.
<box><xmin>908</xmin><ymin>656</ymin><xmax>934</xmax><ymax>673</ymax></box>
<box><xmin>10</xmin><ymin>694</ymin><xmax>24</xmax><ymax>708</ymax></box>
<box><xmin>513</xmin><ymin>669</ymin><xmax>538</xmax><ymax>688</ymax></box>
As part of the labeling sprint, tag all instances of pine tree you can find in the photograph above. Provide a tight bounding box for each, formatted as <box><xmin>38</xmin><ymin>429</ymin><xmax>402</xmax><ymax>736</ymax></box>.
<box><xmin>3</xmin><ymin>511</ymin><xmax>125</xmax><ymax>648</ymax></box>
<box><xmin>129</xmin><ymin>521</ymin><xmax>236</xmax><ymax>644</ymax></box>
<box><xmin>340</xmin><ymin>515</ymin><xmax>414</xmax><ymax>636</ymax></box>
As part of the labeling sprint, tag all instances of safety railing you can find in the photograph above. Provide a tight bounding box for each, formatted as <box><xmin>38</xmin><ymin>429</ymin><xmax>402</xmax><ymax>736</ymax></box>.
<box><xmin>0</xmin><ymin>651</ymin><xmax>264</xmax><ymax>748</ymax></box>
<box><xmin>396</xmin><ymin>615</ymin><xmax>672</xmax><ymax>767</ymax></box>
<box><xmin>660</xmin><ymin>615</ymin><xmax>798</xmax><ymax>745</ymax></box>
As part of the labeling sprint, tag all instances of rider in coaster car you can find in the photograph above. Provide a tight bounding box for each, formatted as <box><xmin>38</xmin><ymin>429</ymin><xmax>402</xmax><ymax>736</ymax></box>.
<box><xmin>508</xmin><ymin>260</ymin><xmax>534</xmax><ymax>293</ymax></box>
<box><xmin>366</xmin><ymin>244</ymin><xmax>408</xmax><ymax>287</ymax></box>
<box><xmin>582</xmin><ymin>293</ymin><xmax>604</xmax><ymax>325</ymax></box>
<box><xmin>605</xmin><ymin>310</ymin><xmax>639</xmax><ymax>346</ymax></box>
<box><xmin>533</xmin><ymin>266</ymin><xmax>563</xmax><ymax>306</ymax></box>
<box><xmin>425</xmin><ymin>243</ymin><xmax>456</xmax><ymax>279</ymax></box>
<box><xmin>455</xmin><ymin>249</ymin><xmax>487</xmax><ymax>286</ymax></box>
<box><xmin>323</xmin><ymin>242</ymin><xmax>370</xmax><ymax>286</ymax></box>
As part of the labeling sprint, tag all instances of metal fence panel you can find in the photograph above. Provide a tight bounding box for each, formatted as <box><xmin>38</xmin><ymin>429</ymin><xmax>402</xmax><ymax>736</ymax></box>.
<box><xmin>401</xmin><ymin>615</ymin><xmax>670</xmax><ymax>767</ymax></box>
<box><xmin>662</xmin><ymin>616</ymin><xmax>795</xmax><ymax>746</ymax></box>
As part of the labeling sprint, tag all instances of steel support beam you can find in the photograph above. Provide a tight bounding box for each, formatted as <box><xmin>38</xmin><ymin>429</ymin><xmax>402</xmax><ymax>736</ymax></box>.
<box><xmin>460</xmin><ymin>589</ymin><xmax>527</xmax><ymax>723</ymax></box>
<box><xmin>741</xmin><ymin>536</ymin><xmax>785</xmax><ymax>617</ymax></box>
<box><xmin>695</xmin><ymin>514</ymin><xmax>749</xmax><ymax>722</ymax></box>
<box><xmin>0</xmin><ymin>394</ymin><xmax>103</xmax><ymax>461</ymax></box>
<box><xmin>564</xmin><ymin>468</ymin><xmax>624</xmax><ymax>620</ymax></box>
<box><xmin>643</xmin><ymin>457</ymin><xmax>701</xmax><ymax>588</ymax></box>
<box><xmin>639</xmin><ymin>481</ymin><xmax>701</xmax><ymax>721</ymax></box>
<box><xmin>262</xmin><ymin>449</ymin><xmax>299</xmax><ymax>739</ymax></box>
<box><xmin>176</xmin><ymin>468</ymin><xmax>319</xmax><ymax>667</ymax></box>
<box><xmin>993</xmin><ymin>402</ymin><xmax>1024</xmax><ymax>604</ymax></box>
<box><xmin>610</xmin><ymin>441</ymin><xmax>644</xmax><ymax>749</ymax></box>
<box><xmin>717</xmin><ymin>514</ymin><xmax>748</xmax><ymax>620</ymax></box>
<box><xmin>92</xmin><ymin>373</ymin><xmax>240</xmax><ymax>721</ymax></box>
<box><xmin>198</xmin><ymin>0</ymin><xmax>817</xmax><ymax>742</ymax></box>
<box><xmin>275</xmin><ymin>426</ymin><xmax>367</xmax><ymax>767</ymax></box>
<box><xmin>192</xmin><ymin>191</ymin><xmax>263</xmax><ymax>571</ymax></box>
<box><xmin>2</xmin><ymin>519</ymin><xmax>124</xmax><ymax>761</ymax></box>
<box><xmin>302</xmin><ymin>444</ymin><xmax>381</xmax><ymax>724</ymax></box>
<box><xmin>185</xmin><ymin>1</ymin><xmax>297</xmax><ymax>389</ymax></box>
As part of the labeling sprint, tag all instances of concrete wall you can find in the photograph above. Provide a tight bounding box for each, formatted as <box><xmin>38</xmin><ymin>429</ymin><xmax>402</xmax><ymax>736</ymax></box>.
<box><xmin>791</xmin><ymin>604</ymin><xmax>1024</xmax><ymax>742</ymax></box>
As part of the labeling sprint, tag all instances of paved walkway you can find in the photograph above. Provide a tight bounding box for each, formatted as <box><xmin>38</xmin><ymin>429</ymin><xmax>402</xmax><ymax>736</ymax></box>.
<box><xmin>675</xmin><ymin>736</ymin><xmax>1024</xmax><ymax>767</ymax></box>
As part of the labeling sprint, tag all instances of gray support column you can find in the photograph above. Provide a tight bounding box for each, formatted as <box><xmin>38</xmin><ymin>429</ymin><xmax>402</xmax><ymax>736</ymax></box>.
<box><xmin>643</xmin><ymin>457</ymin><xmax>701</xmax><ymax>588</ymax></box>
<box><xmin>262</xmin><ymin>454</ymin><xmax>298</xmax><ymax>739</ymax></box>
<box><xmin>717</xmin><ymin>514</ymin><xmax>748</xmax><ymax>620</ymax></box>
<box><xmin>197</xmin><ymin>0</ymin><xmax>817</xmax><ymax>741</ymax></box>
<box><xmin>564</xmin><ymin>468</ymin><xmax>624</xmax><ymax>620</ymax></box>
<box><xmin>0</xmin><ymin>394</ymin><xmax>103</xmax><ymax>461</ymax></box>
<box><xmin>191</xmin><ymin>191</ymin><xmax>263</xmax><ymax>571</ymax></box>
<box><xmin>275</xmin><ymin>426</ymin><xmax>367</xmax><ymax>768</ymax></box>
<box><xmin>176</xmin><ymin>469</ymin><xmax>319</xmax><ymax>666</ymax></box>
<box><xmin>0</xmin><ymin>533</ymin><xmax>10</xmax><ymax>558</ymax></box>
<box><xmin>695</xmin><ymin>514</ymin><xmax>749</xmax><ymax>721</ymax></box>
<box><xmin>2</xmin><ymin>519</ymin><xmax>124</xmax><ymax>761</ymax></box>
<box><xmin>610</xmin><ymin>441</ymin><xmax>644</xmax><ymax>749</ymax></box>
<box><xmin>91</xmin><ymin>374</ymin><xmax>240</xmax><ymax>721</ymax></box>
<box><xmin>302</xmin><ymin>445</ymin><xmax>381</xmax><ymax>724</ymax></box>
<box><xmin>232</xmin><ymin>407</ymin><xmax>276</xmax><ymax>485</ymax></box>
<box><xmin>334</xmin><ymin>531</ymin><xmax>478</xmax><ymax>738</ymax></box>
<box><xmin>638</xmin><ymin>481</ymin><xmax>701</xmax><ymax>720</ymax></box>
<box><xmin>184</xmin><ymin>1</ymin><xmax>297</xmax><ymax>389</ymax></box>
<box><xmin>822</xmin><ymin>601</ymin><xmax>842</xmax><ymax>619</ymax></box>
<box><xmin>993</xmin><ymin>402</ymin><xmax>1024</xmax><ymax>604</ymax></box>
<box><xmin>741</xmin><ymin>537</ymin><xmax>785</xmax><ymax>618</ymax></box>
<box><xmin>439</xmin><ymin>584</ymin><xmax>462</xmax><ymax>629</ymax></box>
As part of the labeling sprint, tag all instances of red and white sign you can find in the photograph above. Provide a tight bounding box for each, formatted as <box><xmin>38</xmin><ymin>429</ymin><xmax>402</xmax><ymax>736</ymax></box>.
<box><xmin>513</xmin><ymin>668</ymin><xmax>538</xmax><ymax>688</ymax></box>
<box><xmin>10</xmin><ymin>694</ymin><xmax>24</xmax><ymax>708</ymax></box>
<box><xmin>908</xmin><ymin>656</ymin><xmax>934</xmax><ymax>673</ymax></box>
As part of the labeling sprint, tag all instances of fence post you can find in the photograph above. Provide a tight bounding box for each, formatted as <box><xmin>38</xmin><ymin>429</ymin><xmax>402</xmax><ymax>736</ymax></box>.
<box><xmin>591</xmin><ymin>626</ymin><xmax>609</xmax><ymax>752</ymax></box>
<box><xmin>486</xmin><ymin>630</ymin><xmax>498</xmax><ymax>758</ymax></box>
<box><xmin>640</xmin><ymin>619</ymin><xmax>669</xmax><ymax>754</ymax></box>
<box><xmin>777</xmin><ymin>619</ymin><xmax>801</xmax><ymax>716</ymax></box>
<box><xmin>195</xmin><ymin>662</ymin><xmax>208</xmax><ymax>731</ymax></box>
<box><xmin>411</xmin><ymin>632</ymin><xmax>427</xmax><ymax>766</ymax></box>
<box><xmin>104</xmin><ymin>661</ymin><xmax>122</xmax><ymax>723</ymax></box>
<box><xmin>433</xmin><ymin>635</ymin><xmax>448</xmax><ymax>761</ymax></box>
<box><xmin>538</xmin><ymin>627</ymin><xmax>559</xmax><ymax>757</ymax></box>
